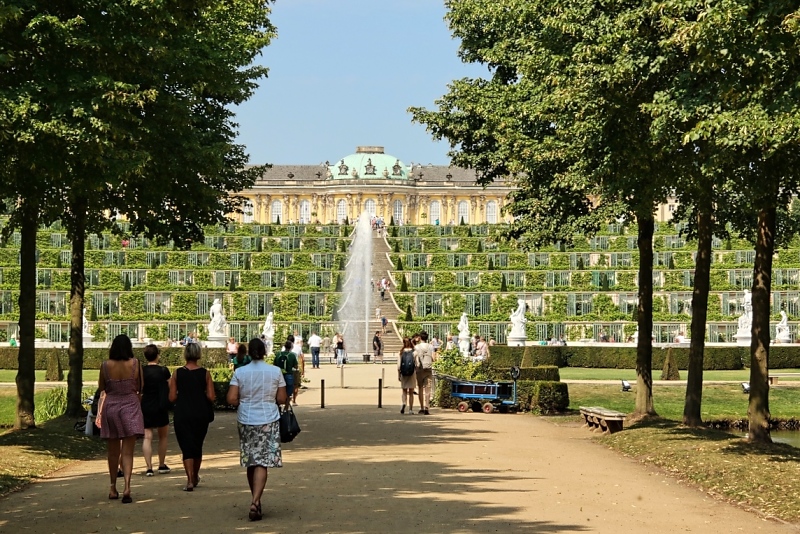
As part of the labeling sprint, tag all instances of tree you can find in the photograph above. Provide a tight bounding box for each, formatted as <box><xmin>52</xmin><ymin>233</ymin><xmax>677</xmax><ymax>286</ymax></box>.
<box><xmin>405</xmin><ymin>305</ymin><xmax>413</xmax><ymax>321</ymax></box>
<box><xmin>400</xmin><ymin>275</ymin><xmax>408</xmax><ymax>292</ymax></box>
<box><xmin>500</xmin><ymin>274</ymin><xmax>507</xmax><ymax>292</ymax></box>
<box><xmin>396</xmin><ymin>257</ymin><xmax>404</xmax><ymax>271</ymax></box>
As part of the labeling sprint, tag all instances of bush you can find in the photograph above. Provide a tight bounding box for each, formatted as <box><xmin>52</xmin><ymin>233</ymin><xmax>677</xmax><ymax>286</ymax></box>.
<box><xmin>661</xmin><ymin>348</ymin><xmax>681</xmax><ymax>380</ymax></box>
<box><xmin>532</xmin><ymin>381</ymin><xmax>569</xmax><ymax>414</ymax></box>
<box><xmin>0</xmin><ymin>347</ymin><xmax>230</xmax><ymax>370</ymax></box>
<box><xmin>516</xmin><ymin>366</ymin><xmax>560</xmax><ymax>382</ymax></box>
<box><xmin>404</xmin><ymin>305</ymin><xmax>413</xmax><ymax>321</ymax></box>
<box><xmin>46</xmin><ymin>352</ymin><xmax>63</xmax><ymax>381</ymax></box>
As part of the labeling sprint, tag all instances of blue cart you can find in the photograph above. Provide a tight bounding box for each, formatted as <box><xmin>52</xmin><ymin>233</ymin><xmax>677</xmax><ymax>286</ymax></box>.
<box><xmin>441</xmin><ymin>367</ymin><xmax>520</xmax><ymax>414</ymax></box>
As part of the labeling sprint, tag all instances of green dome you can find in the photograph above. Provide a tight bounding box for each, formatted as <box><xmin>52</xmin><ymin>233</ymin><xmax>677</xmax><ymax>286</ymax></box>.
<box><xmin>328</xmin><ymin>146</ymin><xmax>410</xmax><ymax>180</ymax></box>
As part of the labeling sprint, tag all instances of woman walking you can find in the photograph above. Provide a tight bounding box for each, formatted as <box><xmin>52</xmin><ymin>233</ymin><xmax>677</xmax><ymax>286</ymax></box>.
<box><xmin>169</xmin><ymin>343</ymin><xmax>215</xmax><ymax>491</ymax></box>
<box><xmin>98</xmin><ymin>334</ymin><xmax>144</xmax><ymax>503</ymax></box>
<box><xmin>227</xmin><ymin>338</ymin><xmax>287</xmax><ymax>521</ymax></box>
<box><xmin>335</xmin><ymin>332</ymin><xmax>346</xmax><ymax>367</ymax></box>
<box><xmin>397</xmin><ymin>337</ymin><xmax>416</xmax><ymax>414</ymax></box>
<box><xmin>140</xmin><ymin>344</ymin><xmax>171</xmax><ymax>477</ymax></box>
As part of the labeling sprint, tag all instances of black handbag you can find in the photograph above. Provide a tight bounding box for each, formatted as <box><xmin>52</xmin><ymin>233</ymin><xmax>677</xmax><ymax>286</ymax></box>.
<box><xmin>279</xmin><ymin>405</ymin><xmax>301</xmax><ymax>443</ymax></box>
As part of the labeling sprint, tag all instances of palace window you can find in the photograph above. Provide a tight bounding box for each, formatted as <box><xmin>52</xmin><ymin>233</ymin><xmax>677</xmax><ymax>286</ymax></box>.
<box><xmin>336</xmin><ymin>200</ymin><xmax>347</xmax><ymax>223</ymax></box>
<box><xmin>243</xmin><ymin>200</ymin><xmax>254</xmax><ymax>223</ymax></box>
<box><xmin>365</xmin><ymin>199</ymin><xmax>376</xmax><ymax>216</ymax></box>
<box><xmin>457</xmin><ymin>201</ymin><xmax>469</xmax><ymax>225</ymax></box>
<box><xmin>486</xmin><ymin>201</ymin><xmax>498</xmax><ymax>224</ymax></box>
<box><xmin>271</xmin><ymin>200</ymin><xmax>282</xmax><ymax>223</ymax></box>
<box><xmin>429</xmin><ymin>201</ymin><xmax>441</xmax><ymax>224</ymax></box>
<box><xmin>393</xmin><ymin>200</ymin><xmax>403</xmax><ymax>224</ymax></box>
<box><xmin>299</xmin><ymin>200</ymin><xmax>311</xmax><ymax>224</ymax></box>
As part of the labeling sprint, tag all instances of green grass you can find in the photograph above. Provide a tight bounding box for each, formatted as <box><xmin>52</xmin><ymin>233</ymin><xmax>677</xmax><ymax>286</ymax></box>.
<box><xmin>0</xmin><ymin>390</ymin><xmax>51</xmax><ymax>428</ymax></box>
<box><xmin>567</xmin><ymin>383</ymin><xmax>800</xmax><ymax>420</ymax></box>
<box><xmin>558</xmin><ymin>367</ymin><xmax>800</xmax><ymax>381</ymax></box>
<box><xmin>0</xmin><ymin>369</ymin><xmax>100</xmax><ymax>384</ymax></box>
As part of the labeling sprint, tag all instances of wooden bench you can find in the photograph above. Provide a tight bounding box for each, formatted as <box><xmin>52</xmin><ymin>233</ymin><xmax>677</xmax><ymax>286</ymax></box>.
<box><xmin>579</xmin><ymin>406</ymin><xmax>627</xmax><ymax>434</ymax></box>
<box><xmin>768</xmin><ymin>374</ymin><xmax>800</xmax><ymax>385</ymax></box>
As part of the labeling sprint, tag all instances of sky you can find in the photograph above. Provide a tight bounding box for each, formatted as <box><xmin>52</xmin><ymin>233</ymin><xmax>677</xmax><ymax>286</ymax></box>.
<box><xmin>233</xmin><ymin>0</ymin><xmax>488</xmax><ymax>166</ymax></box>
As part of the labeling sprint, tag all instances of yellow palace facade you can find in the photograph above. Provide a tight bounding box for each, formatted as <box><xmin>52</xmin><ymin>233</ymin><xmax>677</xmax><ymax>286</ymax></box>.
<box><xmin>235</xmin><ymin>146</ymin><xmax>516</xmax><ymax>225</ymax></box>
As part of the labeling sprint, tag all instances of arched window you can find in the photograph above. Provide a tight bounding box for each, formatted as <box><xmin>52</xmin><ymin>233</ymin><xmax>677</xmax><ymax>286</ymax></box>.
<box><xmin>393</xmin><ymin>200</ymin><xmax>403</xmax><ymax>224</ymax></box>
<box><xmin>242</xmin><ymin>199</ymin><xmax>254</xmax><ymax>224</ymax></box>
<box><xmin>429</xmin><ymin>201</ymin><xmax>440</xmax><ymax>224</ymax></box>
<box><xmin>486</xmin><ymin>201</ymin><xmax>498</xmax><ymax>224</ymax></box>
<box><xmin>299</xmin><ymin>200</ymin><xmax>311</xmax><ymax>224</ymax></box>
<box><xmin>365</xmin><ymin>199</ymin><xmax>376</xmax><ymax>216</ymax></box>
<box><xmin>271</xmin><ymin>200</ymin><xmax>282</xmax><ymax>224</ymax></box>
<box><xmin>336</xmin><ymin>199</ymin><xmax>347</xmax><ymax>223</ymax></box>
<box><xmin>457</xmin><ymin>201</ymin><xmax>469</xmax><ymax>225</ymax></box>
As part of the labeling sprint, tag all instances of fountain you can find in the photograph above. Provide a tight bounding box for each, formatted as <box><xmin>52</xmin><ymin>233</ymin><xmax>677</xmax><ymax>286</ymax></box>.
<box><xmin>338</xmin><ymin>213</ymin><xmax>373</xmax><ymax>358</ymax></box>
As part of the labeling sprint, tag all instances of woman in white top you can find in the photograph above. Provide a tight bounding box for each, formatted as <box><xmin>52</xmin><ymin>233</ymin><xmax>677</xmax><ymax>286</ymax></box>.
<box><xmin>227</xmin><ymin>338</ymin><xmax>287</xmax><ymax>522</ymax></box>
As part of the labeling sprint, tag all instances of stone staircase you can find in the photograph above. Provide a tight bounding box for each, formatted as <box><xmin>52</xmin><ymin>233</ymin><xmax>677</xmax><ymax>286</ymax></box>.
<box><xmin>372</xmin><ymin>232</ymin><xmax>403</xmax><ymax>359</ymax></box>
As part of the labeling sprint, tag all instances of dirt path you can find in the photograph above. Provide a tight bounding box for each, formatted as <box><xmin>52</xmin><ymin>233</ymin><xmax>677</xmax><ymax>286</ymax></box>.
<box><xmin>0</xmin><ymin>364</ymin><xmax>795</xmax><ymax>533</ymax></box>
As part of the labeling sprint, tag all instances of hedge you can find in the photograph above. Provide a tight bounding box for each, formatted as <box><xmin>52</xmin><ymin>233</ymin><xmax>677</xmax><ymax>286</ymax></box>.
<box><xmin>0</xmin><ymin>347</ymin><xmax>230</xmax><ymax>371</ymax></box>
<box><xmin>532</xmin><ymin>381</ymin><xmax>570</xmax><ymax>414</ymax></box>
<box><xmin>489</xmin><ymin>345</ymin><xmax>800</xmax><ymax>370</ymax></box>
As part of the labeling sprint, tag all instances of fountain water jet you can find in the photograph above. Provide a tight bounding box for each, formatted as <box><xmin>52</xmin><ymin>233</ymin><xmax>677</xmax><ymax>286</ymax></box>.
<box><xmin>338</xmin><ymin>213</ymin><xmax>373</xmax><ymax>357</ymax></box>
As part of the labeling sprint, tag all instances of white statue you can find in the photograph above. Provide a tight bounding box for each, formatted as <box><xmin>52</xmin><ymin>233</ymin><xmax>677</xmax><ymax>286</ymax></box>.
<box><xmin>737</xmin><ymin>290</ymin><xmax>753</xmax><ymax>334</ymax></box>
<box><xmin>82</xmin><ymin>307</ymin><xmax>90</xmax><ymax>335</ymax></box>
<box><xmin>776</xmin><ymin>310</ymin><xmax>791</xmax><ymax>343</ymax></box>
<box><xmin>208</xmin><ymin>298</ymin><xmax>227</xmax><ymax>337</ymax></box>
<box><xmin>509</xmin><ymin>299</ymin><xmax>527</xmax><ymax>339</ymax></box>
<box><xmin>457</xmin><ymin>313</ymin><xmax>471</xmax><ymax>358</ymax></box>
<box><xmin>262</xmin><ymin>311</ymin><xmax>275</xmax><ymax>355</ymax></box>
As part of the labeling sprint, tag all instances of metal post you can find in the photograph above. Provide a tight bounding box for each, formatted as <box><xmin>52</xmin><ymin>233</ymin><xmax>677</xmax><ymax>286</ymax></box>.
<box><xmin>321</xmin><ymin>379</ymin><xmax>325</xmax><ymax>409</ymax></box>
<box><xmin>340</xmin><ymin>364</ymin><xmax>344</xmax><ymax>388</ymax></box>
<box><xmin>378</xmin><ymin>378</ymin><xmax>383</xmax><ymax>408</ymax></box>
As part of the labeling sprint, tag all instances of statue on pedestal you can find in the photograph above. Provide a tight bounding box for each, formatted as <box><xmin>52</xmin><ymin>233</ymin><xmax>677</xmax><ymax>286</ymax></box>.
<box><xmin>733</xmin><ymin>290</ymin><xmax>753</xmax><ymax>346</ymax></box>
<box><xmin>775</xmin><ymin>310</ymin><xmax>791</xmax><ymax>343</ymax></box>
<box><xmin>509</xmin><ymin>299</ymin><xmax>527</xmax><ymax>339</ymax></box>
<box><xmin>82</xmin><ymin>307</ymin><xmax>90</xmax><ymax>335</ymax></box>
<box><xmin>457</xmin><ymin>313</ymin><xmax>471</xmax><ymax>358</ymax></box>
<box><xmin>208</xmin><ymin>298</ymin><xmax>227</xmax><ymax>337</ymax></box>
<box><xmin>262</xmin><ymin>311</ymin><xmax>275</xmax><ymax>355</ymax></box>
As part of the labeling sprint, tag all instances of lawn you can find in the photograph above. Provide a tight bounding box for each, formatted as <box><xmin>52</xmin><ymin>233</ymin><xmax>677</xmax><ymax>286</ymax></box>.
<box><xmin>558</xmin><ymin>367</ymin><xmax>800</xmax><ymax>382</ymax></box>
<box><xmin>0</xmin><ymin>369</ymin><xmax>100</xmax><ymax>384</ymax></box>
<box><xmin>567</xmin><ymin>383</ymin><xmax>800</xmax><ymax>421</ymax></box>
<box><xmin>0</xmin><ymin>390</ymin><xmax>53</xmax><ymax>428</ymax></box>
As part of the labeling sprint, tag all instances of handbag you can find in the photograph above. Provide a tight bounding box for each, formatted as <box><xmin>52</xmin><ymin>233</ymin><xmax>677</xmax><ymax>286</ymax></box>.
<box><xmin>279</xmin><ymin>404</ymin><xmax>301</xmax><ymax>443</ymax></box>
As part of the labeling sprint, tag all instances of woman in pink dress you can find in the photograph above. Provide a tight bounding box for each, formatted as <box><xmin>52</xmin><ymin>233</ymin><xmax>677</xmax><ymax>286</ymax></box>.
<box><xmin>99</xmin><ymin>335</ymin><xmax>144</xmax><ymax>503</ymax></box>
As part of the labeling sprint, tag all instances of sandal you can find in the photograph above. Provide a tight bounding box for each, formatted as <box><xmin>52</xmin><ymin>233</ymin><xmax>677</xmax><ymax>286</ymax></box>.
<box><xmin>121</xmin><ymin>494</ymin><xmax>132</xmax><ymax>504</ymax></box>
<box><xmin>108</xmin><ymin>491</ymin><xmax>119</xmax><ymax>500</ymax></box>
<box><xmin>248</xmin><ymin>502</ymin><xmax>262</xmax><ymax>521</ymax></box>
<box><xmin>182</xmin><ymin>485</ymin><xmax>193</xmax><ymax>492</ymax></box>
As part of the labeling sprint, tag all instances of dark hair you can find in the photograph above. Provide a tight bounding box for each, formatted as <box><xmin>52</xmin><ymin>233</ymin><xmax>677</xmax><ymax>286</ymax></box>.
<box><xmin>375</xmin><ymin>330</ymin><xmax>381</xmax><ymax>336</ymax></box>
<box><xmin>419</xmin><ymin>331</ymin><xmax>429</xmax><ymax>342</ymax></box>
<box><xmin>249</xmin><ymin>338</ymin><xmax>267</xmax><ymax>360</ymax></box>
<box><xmin>237</xmin><ymin>343</ymin><xmax>247</xmax><ymax>356</ymax></box>
<box><xmin>184</xmin><ymin>343</ymin><xmax>202</xmax><ymax>362</ymax></box>
<box><xmin>287</xmin><ymin>334</ymin><xmax>295</xmax><ymax>344</ymax></box>
<box><xmin>109</xmin><ymin>335</ymin><xmax>134</xmax><ymax>361</ymax></box>
<box><xmin>284</xmin><ymin>340</ymin><xmax>293</xmax><ymax>351</ymax></box>
<box><xmin>143</xmin><ymin>344</ymin><xmax>160</xmax><ymax>362</ymax></box>
<box><xmin>402</xmin><ymin>337</ymin><xmax>413</xmax><ymax>350</ymax></box>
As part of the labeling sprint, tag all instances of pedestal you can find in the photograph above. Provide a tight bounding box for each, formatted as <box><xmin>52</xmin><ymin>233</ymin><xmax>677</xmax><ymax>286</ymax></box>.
<box><xmin>507</xmin><ymin>335</ymin><xmax>527</xmax><ymax>347</ymax></box>
<box><xmin>733</xmin><ymin>332</ymin><xmax>751</xmax><ymax>347</ymax></box>
<box><xmin>205</xmin><ymin>334</ymin><xmax>227</xmax><ymax>348</ymax></box>
<box><xmin>458</xmin><ymin>334</ymin><xmax>471</xmax><ymax>358</ymax></box>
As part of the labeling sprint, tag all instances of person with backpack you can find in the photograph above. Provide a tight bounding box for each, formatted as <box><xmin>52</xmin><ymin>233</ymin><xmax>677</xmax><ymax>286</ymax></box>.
<box><xmin>231</xmin><ymin>343</ymin><xmax>251</xmax><ymax>370</ymax></box>
<box><xmin>273</xmin><ymin>340</ymin><xmax>298</xmax><ymax>406</ymax></box>
<box><xmin>413</xmin><ymin>331</ymin><xmax>435</xmax><ymax>415</ymax></box>
<box><xmin>397</xmin><ymin>337</ymin><xmax>416</xmax><ymax>414</ymax></box>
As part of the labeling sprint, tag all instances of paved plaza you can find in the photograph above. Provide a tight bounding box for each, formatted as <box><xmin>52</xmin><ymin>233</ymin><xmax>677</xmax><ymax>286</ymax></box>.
<box><xmin>0</xmin><ymin>365</ymin><xmax>793</xmax><ymax>533</ymax></box>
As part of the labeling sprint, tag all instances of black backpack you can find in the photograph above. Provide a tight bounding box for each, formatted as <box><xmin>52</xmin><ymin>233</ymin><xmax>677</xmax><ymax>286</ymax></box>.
<box><xmin>400</xmin><ymin>350</ymin><xmax>415</xmax><ymax>376</ymax></box>
<box><xmin>274</xmin><ymin>352</ymin><xmax>288</xmax><ymax>373</ymax></box>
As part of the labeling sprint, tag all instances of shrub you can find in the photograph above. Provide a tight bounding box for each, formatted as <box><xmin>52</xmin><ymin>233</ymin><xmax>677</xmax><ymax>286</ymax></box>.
<box><xmin>516</xmin><ymin>366</ymin><xmax>560</xmax><ymax>381</ymax></box>
<box><xmin>46</xmin><ymin>352</ymin><xmax>63</xmax><ymax>381</ymax></box>
<box><xmin>405</xmin><ymin>304</ymin><xmax>413</xmax><ymax>321</ymax></box>
<box><xmin>514</xmin><ymin>380</ymin><xmax>537</xmax><ymax>411</ymax></box>
<box><xmin>400</xmin><ymin>276</ymin><xmax>408</xmax><ymax>292</ymax></box>
<box><xmin>661</xmin><ymin>348</ymin><xmax>681</xmax><ymax>380</ymax></box>
<box><xmin>532</xmin><ymin>381</ymin><xmax>569</xmax><ymax>414</ymax></box>
<box><xmin>396</xmin><ymin>256</ymin><xmax>404</xmax><ymax>270</ymax></box>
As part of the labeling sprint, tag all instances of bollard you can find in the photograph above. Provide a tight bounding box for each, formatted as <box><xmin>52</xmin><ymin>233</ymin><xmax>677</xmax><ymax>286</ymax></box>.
<box><xmin>340</xmin><ymin>364</ymin><xmax>344</xmax><ymax>388</ymax></box>
<box><xmin>378</xmin><ymin>378</ymin><xmax>383</xmax><ymax>408</ymax></box>
<box><xmin>381</xmin><ymin>367</ymin><xmax>385</xmax><ymax>385</ymax></box>
<box><xmin>321</xmin><ymin>379</ymin><xmax>325</xmax><ymax>409</ymax></box>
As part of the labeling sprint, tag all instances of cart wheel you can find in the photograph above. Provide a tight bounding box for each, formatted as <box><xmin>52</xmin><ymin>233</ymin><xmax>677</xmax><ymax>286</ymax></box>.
<box><xmin>457</xmin><ymin>401</ymin><xmax>469</xmax><ymax>413</ymax></box>
<box><xmin>471</xmin><ymin>401</ymin><xmax>482</xmax><ymax>412</ymax></box>
<box><xmin>482</xmin><ymin>402</ymin><xmax>495</xmax><ymax>414</ymax></box>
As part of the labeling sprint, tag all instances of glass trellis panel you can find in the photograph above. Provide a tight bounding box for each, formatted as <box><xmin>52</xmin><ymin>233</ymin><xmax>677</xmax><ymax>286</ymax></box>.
<box><xmin>416</xmin><ymin>293</ymin><xmax>443</xmax><ymax>317</ymax></box>
<box><xmin>665</xmin><ymin>236</ymin><xmax>686</xmax><ymax>249</ymax></box>
<box><xmin>288</xmin><ymin>225</ymin><xmax>305</xmax><ymax>237</ymax></box>
<box><xmin>316</xmin><ymin>239</ymin><xmax>337</xmax><ymax>251</ymax></box>
<box><xmin>229</xmin><ymin>323</ymin><xmax>243</xmax><ymax>342</ymax></box>
<box><xmin>567</xmin><ymin>293</ymin><xmax>593</xmax><ymax>316</ymax></box>
<box><xmin>728</xmin><ymin>269</ymin><xmax>752</xmax><ymax>289</ymax></box>
<box><xmin>420</xmin><ymin>323</ymin><xmax>453</xmax><ymax>341</ymax></box>
<box><xmin>569</xmin><ymin>253</ymin><xmax>591</xmax><ymax>269</ymax></box>
<box><xmin>37</xmin><ymin>269</ymin><xmax>52</xmax><ymax>287</ymax></box>
<box><xmin>669</xmin><ymin>292</ymin><xmax>693</xmax><ymax>315</ymax></box>
<box><xmin>365</xmin><ymin>199</ymin><xmax>376</xmax><ymax>216</ymax></box>
<box><xmin>683</xmin><ymin>270</ymin><xmax>694</xmax><ymax>288</ymax></box>
<box><xmin>774</xmin><ymin>269</ymin><xmax>800</xmax><ymax>286</ymax></box>
<box><xmin>188</xmin><ymin>253</ymin><xmax>209</xmax><ymax>266</ymax></box>
<box><xmin>104</xmin><ymin>252</ymin><xmax>125</xmax><ymax>266</ymax></box>
<box><xmin>429</xmin><ymin>201</ymin><xmax>441</xmax><ymax>223</ymax></box>
<box><xmin>464</xmin><ymin>293</ymin><xmax>492</xmax><ymax>316</ymax></box>
<box><xmin>410</xmin><ymin>272</ymin><xmax>434</xmax><ymax>288</ymax></box>
<box><xmin>37</xmin><ymin>292</ymin><xmax>67</xmax><ymax>314</ymax></box>
<box><xmin>271</xmin><ymin>253</ymin><xmax>291</xmax><ymax>268</ymax></box>
<box><xmin>196</xmin><ymin>293</ymin><xmax>209</xmax><ymax>315</ymax></box>
<box><xmin>711</xmin><ymin>237</ymin><xmax>723</xmax><ymax>249</ymax></box>
<box><xmin>88</xmin><ymin>235</ymin><xmax>100</xmax><ymax>249</ymax></box>
<box><xmin>405</xmin><ymin>254</ymin><xmax>427</xmax><ymax>268</ymax></box>
<box><xmin>546</xmin><ymin>271</ymin><xmax>571</xmax><ymax>288</ymax></box>
<box><xmin>121</xmin><ymin>270</ymin><xmax>146</xmax><ymax>287</ymax></box>
<box><xmin>488</xmin><ymin>253</ymin><xmax>508</xmax><ymax>268</ymax></box>
<box><xmin>721</xmin><ymin>292</ymin><xmax>744</xmax><ymax>316</ymax></box>
<box><xmin>610</xmin><ymin>253</ymin><xmax>632</xmax><ymax>267</ymax></box>
<box><xmin>590</xmin><ymin>271</ymin><xmax>614</xmax><ymax>289</ymax></box>
<box><xmin>503</xmin><ymin>271</ymin><xmax>525</xmax><ymax>287</ymax></box>
<box><xmin>50</xmin><ymin>234</ymin><xmax>62</xmax><ymax>248</ymax></box>
<box><xmin>707</xmin><ymin>323</ymin><xmax>736</xmax><ymax>342</ymax></box>
<box><xmin>439</xmin><ymin>238</ymin><xmax>458</xmax><ymax>250</ymax></box>
<box><xmin>168</xmin><ymin>270</ymin><xmax>194</xmax><ymax>286</ymax></box>
<box><xmin>456</xmin><ymin>272</ymin><xmax>480</xmax><ymax>288</ymax></box>
<box><xmin>627</xmin><ymin>237</ymin><xmax>638</xmax><ymax>250</ymax></box>
<box><xmin>589</xmin><ymin>237</ymin><xmax>609</xmax><ymax>250</ymax></box>
<box><xmin>0</xmin><ymin>291</ymin><xmax>14</xmax><ymax>313</ymax></box>
<box><xmin>486</xmin><ymin>201</ymin><xmax>498</xmax><ymax>224</ymax></box>
<box><xmin>260</xmin><ymin>271</ymin><xmax>285</xmax><ymax>288</ymax></box>
<box><xmin>617</xmin><ymin>293</ymin><xmax>638</xmax><ymax>313</ymax></box>
<box><xmin>312</xmin><ymin>253</ymin><xmax>335</xmax><ymax>269</ymax></box>
<box><xmin>230</xmin><ymin>253</ymin><xmax>250</xmax><ymax>268</ymax></box>
<box><xmin>393</xmin><ymin>200</ymin><xmax>404</xmax><ymax>224</ymax></box>
<box><xmin>436</xmin><ymin>226</ymin><xmax>453</xmax><ymax>236</ymax></box>
<box><xmin>47</xmin><ymin>323</ymin><xmax>68</xmax><ymax>342</ymax></box>
<box><xmin>735</xmin><ymin>250</ymin><xmax>756</xmax><ymax>264</ymax></box>
<box><xmin>528</xmin><ymin>253</ymin><xmax>550</xmax><ymax>267</ymax></box>
<box><xmin>145</xmin><ymin>292</ymin><xmax>171</xmax><ymax>314</ymax></box>
<box><xmin>271</xmin><ymin>200</ymin><xmax>283</xmax><ymax>223</ymax></box>
<box><xmin>653</xmin><ymin>252</ymin><xmax>673</xmax><ymax>267</ymax></box>
<box><xmin>336</xmin><ymin>200</ymin><xmax>347</xmax><ymax>223</ymax></box>
<box><xmin>146</xmin><ymin>252</ymin><xmax>167</xmax><ymax>267</ymax></box>
<box><xmin>652</xmin><ymin>271</ymin><xmax>664</xmax><ymax>288</ymax></box>
<box><xmin>608</xmin><ymin>223</ymin><xmax>623</xmax><ymax>234</ymax></box>
<box><xmin>457</xmin><ymin>201</ymin><xmax>469</xmax><ymax>224</ymax></box>
<box><xmin>280</xmin><ymin>238</ymin><xmax>301</xmax><ymax>250</ymax></box>
<box><xmin>307</xmin><ymin>272</ymin><xmax>332</xmax><ymax>288</ymax></box>
<box><xmin>92</xmin><ymin>292</ymin><xmax>119</xmax><ymax>315</ymax></box>
<box><xmin>447</xmin><ymin>254</ymin><xmax>468</xmax><ymax>268</ymax></box>
<box><xmin>247</xmin><ymin>293</ymin><xmax>273</xmax><ymax>316</ymax></box>
<box><xmin>108</xmin><ymin>322</ymin><xmax>138</xmax><ymax>340</ymax></box>
<box><xmin>591</xmin><ymin>324</ymin><xmax>624</xmax><ymax>342</ymax></box>
<box><xmin>298</xmin><ymin>293</ymin><xmax>325</xmax><ymax>316</ymax></box>
<box><xmin>477</xmin><ymin>323</ymin><xmax>506</xmax><ymax>344</ymax></box>
<box><xmin>773</xmin><ymin>292</ymin><xmax>800</xmax><ymax>316</ymax></box>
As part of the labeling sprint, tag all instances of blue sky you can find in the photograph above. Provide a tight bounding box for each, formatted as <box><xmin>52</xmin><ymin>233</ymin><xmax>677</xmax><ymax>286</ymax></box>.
<box><xmin>233</xmin><ymin>0</ymin><xmax>487</xmax><ymax>166</ymax></box>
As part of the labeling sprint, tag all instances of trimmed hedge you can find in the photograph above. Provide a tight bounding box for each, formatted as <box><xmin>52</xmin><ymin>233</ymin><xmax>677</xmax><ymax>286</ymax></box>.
<box><xmin>0</xmin><ymin>347</ymin><xmax>229</xmax><ymax>371</ymax></box>
<box><xmin>45</xmin><ymin>353</ymin><xmax>63</xmax><ymax>381</ymax></box>
<box><xmin>532</xmin><ymin>381</ymin><xmax>569</xmax><ymax>414</ymax></box>
<box><xmin>489</xmin><ymin>345</ymin><xmax>800</xmax><ymax>370</ymax></box>
<box><xmin>516</xmin><ymin>366</ymin><xmax>560</xmax><ymax>382</ymax></box>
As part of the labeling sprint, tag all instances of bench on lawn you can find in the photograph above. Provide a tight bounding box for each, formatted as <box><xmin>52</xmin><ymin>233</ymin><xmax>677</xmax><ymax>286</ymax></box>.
<box><xmin>579</xmin><ymin>406</ymin><xmax>627</xmax><ymax>434</ymax></box>
<box><xmin>768</xmin><ymin>374</ymin><xmax>800</xmax><ymax>385</ymax></box>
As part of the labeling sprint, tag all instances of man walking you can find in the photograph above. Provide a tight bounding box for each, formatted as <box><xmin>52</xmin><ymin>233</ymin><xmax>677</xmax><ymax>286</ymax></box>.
<box><xmin>308</xmin><ymin>331</ymin><xmax>322</xmax><ymax>369</ymax></box>
<box><xmin>413</xmin><ymin>331</ymin><xmax>435</xmax><ymax>415</ymax></box>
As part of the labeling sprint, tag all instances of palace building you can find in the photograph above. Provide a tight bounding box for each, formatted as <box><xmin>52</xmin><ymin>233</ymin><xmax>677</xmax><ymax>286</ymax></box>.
<box><xmin>236</xmin><ymin>146</ymin><xmax>516</xmax><ymax>226</ymax></box>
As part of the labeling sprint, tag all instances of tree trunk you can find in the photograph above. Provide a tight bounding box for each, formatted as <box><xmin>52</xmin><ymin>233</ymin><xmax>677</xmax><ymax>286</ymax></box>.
<box><xmin>66</xmin><ymin>201</ymin><xmax>87</xmax><ymax>417</ymax></box>
<box><xmin>683</xmin><ymin>205</ymin><xmax>712</xmax><ymax>426</ymax></box>
<box><xmin>634</xmin><ymin>213</ymin><xmax>656</xmax><ymax>416</ymax></box>
<box><xmin>15</xmin><ymin>202</ymin><xmax>38</xmax><ymax>429</ymax></box>
<box><xmin>748</xmin><ymin>206</ymin><xmax>774</xmax><ymax>443</ymax></box>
